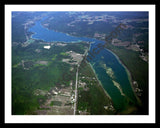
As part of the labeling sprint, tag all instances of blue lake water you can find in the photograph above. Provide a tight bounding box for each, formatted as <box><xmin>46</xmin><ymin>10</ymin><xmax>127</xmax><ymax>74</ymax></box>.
<box><xmin>28</xmin><ymin>18</ymin><xmax>138</xmax><ymax>111</ymax></box>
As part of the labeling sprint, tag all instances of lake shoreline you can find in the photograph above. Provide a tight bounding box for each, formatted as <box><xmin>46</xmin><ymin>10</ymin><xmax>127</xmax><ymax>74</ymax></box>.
<box><xmin>28</xmin><ymin>16</ymin><xmax>140</xmax><ymax>111</ymax></box>
<box><xmin>105</xmin><ymin>48</ymin><xmax>141</xmax><ymax>105</ymax></box>
<box><xmin>88</xmin><ymin>62</ymin><xmax>112</xmax><ymax>101</ymax></box>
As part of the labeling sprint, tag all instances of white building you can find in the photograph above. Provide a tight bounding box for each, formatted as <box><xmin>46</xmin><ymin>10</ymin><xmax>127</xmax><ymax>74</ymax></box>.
<box><xmin>44</xmin><ymin>46</ymin><xmax>51</xmax><ymax>49</ymax></box>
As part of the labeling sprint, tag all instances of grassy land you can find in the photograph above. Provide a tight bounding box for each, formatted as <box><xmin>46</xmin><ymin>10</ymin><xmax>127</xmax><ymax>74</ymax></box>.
<box><xmin>12</xmin><ymin>41</ymin><xmax>88</xmax><ymax>115</ymax></box>
<box><xmin>105</xmin><ymin>42</ymin><xmax>148</xmax><ymax>114</ymax></box>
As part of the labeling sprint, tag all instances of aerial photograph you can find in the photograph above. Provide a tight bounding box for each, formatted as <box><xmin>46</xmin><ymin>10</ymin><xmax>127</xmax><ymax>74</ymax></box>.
<box><xmin>12</xmin><ymin>11</ymin><xmax>148</xmax><ymax>115</ymax></box>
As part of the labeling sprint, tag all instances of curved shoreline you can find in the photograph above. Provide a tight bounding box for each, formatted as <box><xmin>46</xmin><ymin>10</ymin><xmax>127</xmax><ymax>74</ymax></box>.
<box><xmin>28</xmin><ymin>17</ymin><xmax>141</xmax><ymax>108</ymax></box>
<box><xmin>105</xmin><ymin>48</ymin><xmax>142</xmax><ymax>105</ymax></box>
<box><xmin>88</xmin><ymin>62</ymin><xmax>112</xmax><ymax>100</ymax></box>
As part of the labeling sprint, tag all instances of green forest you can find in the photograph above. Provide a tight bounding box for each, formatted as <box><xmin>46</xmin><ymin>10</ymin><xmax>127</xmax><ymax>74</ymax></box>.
<box><xmin>12</xmin><ymin>40</ymin><xmax>89</xmax><ymax>114</ymax></box>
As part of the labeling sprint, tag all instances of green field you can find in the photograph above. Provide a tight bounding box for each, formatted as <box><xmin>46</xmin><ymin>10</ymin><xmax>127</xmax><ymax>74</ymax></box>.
<box><xmin>12</xmin><ymin>41</ymin><xmax>89</xmax><ymax>114</ymax></box>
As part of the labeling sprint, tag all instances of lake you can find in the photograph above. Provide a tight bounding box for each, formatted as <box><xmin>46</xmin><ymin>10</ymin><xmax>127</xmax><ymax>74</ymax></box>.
<box><xmin>28</xmin><ymin>17</ymin><xmax>138</xmax><ymax>111</ymax></box>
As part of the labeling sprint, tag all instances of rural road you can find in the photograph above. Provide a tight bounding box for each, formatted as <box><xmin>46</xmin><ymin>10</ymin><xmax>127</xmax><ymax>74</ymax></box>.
<box><xmin>74</xmin><ymin>65</ymin><xmax>79</xmax><ymax>115</ymax></box>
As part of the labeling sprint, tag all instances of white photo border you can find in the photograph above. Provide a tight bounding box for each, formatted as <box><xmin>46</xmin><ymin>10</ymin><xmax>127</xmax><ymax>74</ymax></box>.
<box><xmin>5</xmin><ymin>4</ymin><xmax>155</xmax><ymax>123</ymax></box>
